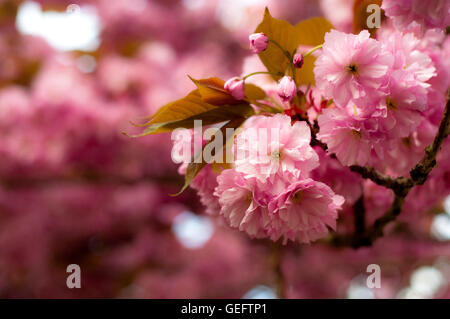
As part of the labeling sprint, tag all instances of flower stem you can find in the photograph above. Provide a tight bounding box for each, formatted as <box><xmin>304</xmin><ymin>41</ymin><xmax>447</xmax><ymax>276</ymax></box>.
<box><xmin>243</xmin><ymin>71</ymin><xmax>278</xmax><ymax>80</ymax></box>
<box><xmin>303</xmin><ymin>44</ymin><xmax>323</xmax><ymax>57</ymax></box>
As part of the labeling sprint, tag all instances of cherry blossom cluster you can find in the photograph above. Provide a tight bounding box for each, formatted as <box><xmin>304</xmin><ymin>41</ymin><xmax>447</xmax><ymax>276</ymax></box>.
<box><xmin>171</xmin><ymin>2</ymin><xmax>450</xmax><ymax>245</ymax></box>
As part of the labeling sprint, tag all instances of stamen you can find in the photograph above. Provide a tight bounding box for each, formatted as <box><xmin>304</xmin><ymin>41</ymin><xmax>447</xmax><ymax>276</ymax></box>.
<box><xmin>347</xmin><ymin>64</ymin><xmax>358</xmax><ymax>75</ymax></box>
<box><xmin>271</xmin><ymin>150</ymin><xmax>282</xmax><ymax>159</ymax></box>
<box><xmin>292</xmin><ymin>190</ymin><xmax>303</xmax><ymax>204</ymax></box>
<box><xmin>351</xmin><ymin>129</ymin><xmax>362</xmax><ymax>138</ymax></box>
<box><xmin>386</xmin><ymin>98</ymin><xmax>396</xmax><ymax>110</ymax></box>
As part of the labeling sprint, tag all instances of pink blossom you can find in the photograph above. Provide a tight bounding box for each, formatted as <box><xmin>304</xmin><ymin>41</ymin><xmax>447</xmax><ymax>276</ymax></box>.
<box><xmin>249</xmin><ymin>33</ymin><xmax>269</xmax><ymax>53</ymax></box>
<box><xmin>267</xmin><ymin>179</ymin><xmax>344</xmax><ymax>244</ymax></box>
<box><xmin>214</xmin><ymin>170</ymin><xmax>344</xmax><ymax>244</ymax></box>
<box><xmin>380</xmin><ymin>70</ymin><xmax>428</xmax><ymax>138</ymax></box>
<box><xmin>234</xmin><ymin>114</ymin><xmax>319</xmax><ymax>181</ymax></box>
<box><xmin>317</xmin><ymin>108</ymin><xmax>373</xmax><ymax>166</ymax></box>
<box><xmin>214</xmin><ymin>169</ymin><xmax>269</xmax><ymax>239</ymax></box>
<box><xmin>224</xmin><ymin>77</ymin><xmax>246</xmax><ymax>100</ymax></box>
<box><xmin>277</xmin><ymin>76</ymin><xmax>297</xmax><ymax>102</ymax></box>
<box><xmin>379</xmin><ymin>30</ymin><xmax>436</xmax><ymax>88</ymax></box>
<box><xmin>314</xmin><ymin>30</ymin><xmax>393</xmax><ymax>114</ymax></box>
<box><xmin>382</xmin><ymin>0</ymin><xmax>450</xmax><ymax>32</ymax></box>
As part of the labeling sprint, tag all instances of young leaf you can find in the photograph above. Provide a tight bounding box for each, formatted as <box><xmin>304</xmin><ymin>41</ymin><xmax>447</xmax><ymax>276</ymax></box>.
<box><xmin>189</xmin><ymin>76</ymin><xmax>240</xmax><ymax>105</ymax></box>
<box><xmin>255</xmin><ymin>8</ymin><xmax>300</xmax><ymax>82</ymax></box>
<box><xmin>150</xmin><ymin>90</ymin><xmax>216</xmax><ymax>124</ymax></box>
<box><xmin>135</xmin><ymin>103</ymin><xmax>254</xmax><ymax>136</ymax></box>
<box><xmin>245</xmin><ymin>83</ymin><xmax>267</xmax><ymax>100</ymax></box>
<box><xmin>294</xmin><ymin>17</ymin><xmax>334</xmax><ymax>85</ymax></box>
<box><xmin>254</xmin><ymin>8</ymin><xmax>333</xmax><ymax>85</ymax></box>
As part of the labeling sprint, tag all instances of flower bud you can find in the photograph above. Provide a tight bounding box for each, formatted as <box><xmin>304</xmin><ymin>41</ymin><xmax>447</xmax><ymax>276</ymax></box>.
<box><xmin>249</xmin><ymin>33</ymin><xmax>269</xmax><ymax>53</ymax></box>
<box><xmin>293</xmin><ymin>53</ymin><xmax>304</xmax><ymax>68</ymax></box>
<box><xmin>277</xmin><ymin>76</ymin><xmax>297</xmax><ymax>102</ymax></box>
<box><xmin>224</xmin><ymin>77</ymin><xmax>245</xmax><ymax>100</ymax></box>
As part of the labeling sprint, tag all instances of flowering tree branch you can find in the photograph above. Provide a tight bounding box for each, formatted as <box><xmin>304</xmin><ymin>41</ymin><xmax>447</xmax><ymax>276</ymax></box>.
<box><xmin>331</xmin><ymin>93</ymin><xmax>450</xmax><ymax>248</ymax></box>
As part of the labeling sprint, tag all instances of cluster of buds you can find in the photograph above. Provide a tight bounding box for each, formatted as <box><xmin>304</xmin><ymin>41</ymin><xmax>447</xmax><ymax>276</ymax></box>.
<box><xmin>224</xmin><ymin>33</ymin><xmax>306</xmax><ymax>103</ymax></box>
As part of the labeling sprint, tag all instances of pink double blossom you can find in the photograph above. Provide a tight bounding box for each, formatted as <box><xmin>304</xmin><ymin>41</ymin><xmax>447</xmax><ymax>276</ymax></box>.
<box><xmin>314</xmin><ymin>30</ymin><xmax>393</xmax><ymax>115</ymax></box>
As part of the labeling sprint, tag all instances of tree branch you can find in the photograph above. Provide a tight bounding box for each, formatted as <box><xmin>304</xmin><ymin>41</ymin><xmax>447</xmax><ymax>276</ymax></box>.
<box><xmin>348</xmin><ymin>165</ymin><xmax>410</xmax><ymax>194</ymax></box>
<box><xmin>353</xmin><ymin>194</ymin><xmax>366</xmax><ymax>237</ymax></box>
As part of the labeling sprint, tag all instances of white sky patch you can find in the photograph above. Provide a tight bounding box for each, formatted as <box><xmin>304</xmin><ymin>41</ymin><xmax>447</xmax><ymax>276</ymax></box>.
<box><xmin>172</xmin><ymin>211</ymin><xmax>214</xmax><ymax>249</ymax></box>
<box><xmin>243</xmin><ymin>285</ymin><xmax>277</xmax><ymax>299</ymax></box>
<box><xmin>16</xmin><ymin>1</ymin><xmax>101</xmax><ymax>52</ymax></box>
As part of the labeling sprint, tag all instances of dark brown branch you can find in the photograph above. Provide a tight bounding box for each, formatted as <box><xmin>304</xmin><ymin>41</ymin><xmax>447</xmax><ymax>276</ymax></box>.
<box><xmin>353</xmin><ymin>194</ymin><xmax>366</xmax><ymax>237</ymax></box>
<box><xmin>410</xmin><ymin>95</ymin><xmax>450</xmax><ymax>185</ymax></box>
<box><xmin>349</xmin><ymin>165</ymin><xmax>410</xmax><ymax>194</ymax></box>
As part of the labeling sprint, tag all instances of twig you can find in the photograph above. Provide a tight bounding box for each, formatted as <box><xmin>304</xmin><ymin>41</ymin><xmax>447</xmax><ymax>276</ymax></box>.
<box><xmin>353</xmin><ymin>194</ymin><xmax>366</xmax><ymax>237</ymax></box>
<box><xmin>348</xmin><ymin>166</ymin><xmax>410</xmax><ymax>195</ymax></box>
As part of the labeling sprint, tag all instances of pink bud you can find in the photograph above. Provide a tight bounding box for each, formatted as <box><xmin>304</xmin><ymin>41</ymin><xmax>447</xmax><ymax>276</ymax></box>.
<box><xmin>224</xmin><ymin>77</ymin><xmax>245</xmax><ymax>100</ymax></box>
<box><xmin>277</xmin><ymin>76</ymin><xmax>297</xmax><ymax>102</ymax></box>
<box><xmin>293</xmin><ymin>53</ymin><xmax>304</xmax><ymax>68</ymax></box>
<box><xmin>249</xmin><ymin>33</ymin><xmax>269</xmax><ymax>53</ymax></box>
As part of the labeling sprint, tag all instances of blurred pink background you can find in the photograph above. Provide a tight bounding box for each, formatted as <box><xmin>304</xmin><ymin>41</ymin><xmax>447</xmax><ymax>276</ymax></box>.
<box><xmin>0</xmin><ymin>0</ymin><xmax>448</xmax><ymax>298</ymax></box>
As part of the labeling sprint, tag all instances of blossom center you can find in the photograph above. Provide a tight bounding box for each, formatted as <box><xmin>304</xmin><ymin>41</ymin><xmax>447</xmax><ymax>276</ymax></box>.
<box><xmin>402</xmin><ymin>137</ymin><xmax>411</xmax><ymax>148</ymax></box>
<box><xmin>246</xmin><ymin>192</ymin><xmax>253</xmax><ymax>205</ymax></box>
<box><xmin>386</xmin><ymin>98</ymin><xmax>397</xmax><ymax>110</ymax></box>
<box><xmin>271</xmin><ymin>150</ymin><xmax>282</xmax><ymax>160</ymax></box>
<box><xmin>351</xmin><ymin>129</ymin><xmax>362</xmax><ymax>139</ymax></box>
<box><xmin>292</xmin><ymin>190</ymin><xmax>303</xmax><ymax>204</ymax></box>
<box><xmin>347</xmin><ymin>63</ymin><xmax>358</xmax><ymax>75</ymax></box>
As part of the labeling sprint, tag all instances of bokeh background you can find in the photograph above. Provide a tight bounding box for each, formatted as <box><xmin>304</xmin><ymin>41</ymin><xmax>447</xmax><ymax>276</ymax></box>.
<box><xmin>0</xmin><ymin>0</ymin><xmax>449</xmax><ymax>298</ymax></box>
